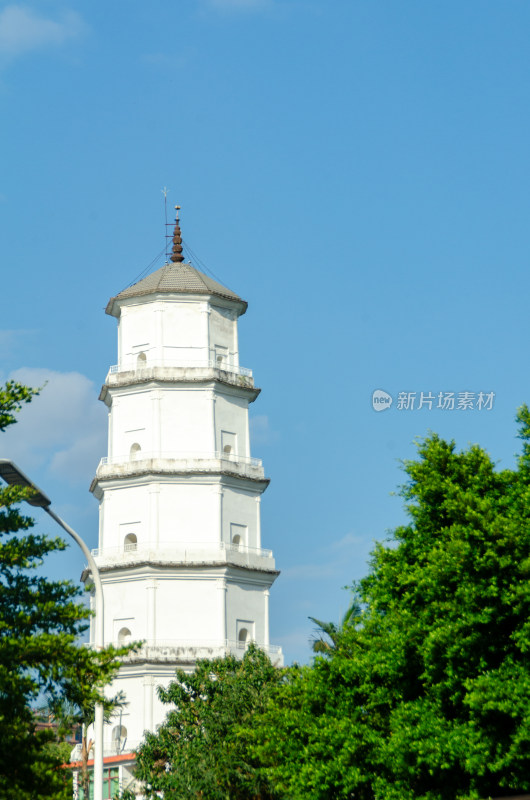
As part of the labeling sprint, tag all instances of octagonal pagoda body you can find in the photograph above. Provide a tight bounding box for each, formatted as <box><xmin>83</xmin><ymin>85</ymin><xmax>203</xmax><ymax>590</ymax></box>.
<box><xmin>87</xmin><ymin>255</ymin><xmax>282</xmax><ymax>755</ymax></box>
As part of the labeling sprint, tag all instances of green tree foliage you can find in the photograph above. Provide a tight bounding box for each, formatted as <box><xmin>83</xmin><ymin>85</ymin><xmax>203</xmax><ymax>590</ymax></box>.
<box><xmin>251</xmin><ymin>412</ymin><xmax>530</xmax><ymax>800</ymax></box>
<box><xmin>309</xmin><ymin>599</ymin><xmax>360</xmax><ymax>653</ymax></box>
<box><xmin>0</xmin><ymin>381</ymin><xmax>39</xmax><ymax>431</ymax></box>
<box><xmin>0</xmin><ymin>382</ymin><xmax>131</xmax><ymax>800</ymax></box>
<box><xmin>131</xmin><ymin>644</ymin><xmax>283</xmax><ymax>800</ymax></box>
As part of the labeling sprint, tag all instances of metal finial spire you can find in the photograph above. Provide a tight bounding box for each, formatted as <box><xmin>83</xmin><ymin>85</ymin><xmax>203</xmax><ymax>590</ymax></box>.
<box><xmin>170</xmin><ymin>205</ymin><xmax>184</xmax><ymax>263</ymax></box>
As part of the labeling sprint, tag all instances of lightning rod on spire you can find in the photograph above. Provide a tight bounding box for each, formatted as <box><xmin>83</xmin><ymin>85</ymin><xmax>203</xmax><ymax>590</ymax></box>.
<box><xmin>162</xmin><ymin>187</ymin><xmax>170</xmax><ymax>262</ymax></box>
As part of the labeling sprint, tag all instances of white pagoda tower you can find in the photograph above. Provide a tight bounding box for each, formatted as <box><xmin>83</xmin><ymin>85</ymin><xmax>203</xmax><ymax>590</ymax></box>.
<box><xmin>87</xmin><ymin>211</ymin><xmax>282</xmax><ymax>757</ymax></box>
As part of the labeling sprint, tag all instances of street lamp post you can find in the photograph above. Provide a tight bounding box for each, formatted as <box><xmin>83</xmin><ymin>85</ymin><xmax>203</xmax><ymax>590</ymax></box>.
<box><xmin>0</xmin><ymin>460</ymin><xmax>105</xmax><ymax>800</ymax></box>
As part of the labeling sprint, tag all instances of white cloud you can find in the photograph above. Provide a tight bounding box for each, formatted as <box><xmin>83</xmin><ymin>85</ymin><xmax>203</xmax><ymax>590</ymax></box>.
<box><xmin>329</xmin><ymin>531</ymin><xmax>366</xmax><ymax>551</ymax></box>
<box><xmin>2</xmin><ymin>367</ymin><xmax>106</xmax><ymax>485</ymax></box>
<box><xmin>250</xmin><ymin>414</ymin><xmax>279</xmax><ymax>445</ymax></box>
<box><xmin>0</xmin><ymin>5</ymin><xmax>86</xmax><ymax>59</ymax></box>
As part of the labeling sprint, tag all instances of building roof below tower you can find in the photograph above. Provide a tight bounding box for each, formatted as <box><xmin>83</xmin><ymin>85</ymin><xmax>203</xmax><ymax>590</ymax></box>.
<box><xmin>106</xmin><ymin>261</ymin><xmax>247</xmax><ymax>317</ymax></box>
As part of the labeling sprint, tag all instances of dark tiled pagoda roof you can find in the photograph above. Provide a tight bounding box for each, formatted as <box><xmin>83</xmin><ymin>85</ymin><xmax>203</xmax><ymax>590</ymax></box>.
<box><xmin>106</xmin><ymin>210</ymin><xmax>246</xmax><ymax>316</ymax></box>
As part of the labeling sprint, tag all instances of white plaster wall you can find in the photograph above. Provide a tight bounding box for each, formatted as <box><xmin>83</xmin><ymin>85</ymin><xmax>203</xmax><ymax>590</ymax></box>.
<box><xmin>111</xmin><ymin>386</ymin><xmax>253</xmax><ymax>458</ymax></box>
<box><xmin>161</xmin><ymin>301</ymin><xmax>208</xmax><ymax>359</ymax></box>
<box><xmin>99</xmin><ymin>480</ymin><xmax>264</xmax><ymax>552</ymax></box>
<box><xmin>221</xmin><ymin>487</ymin><xmax>260</xmax><ymax>548</ymax></box>
<box><xmin>103</xmin><ymin>669</ymin><xmax>180</xmax><ymax>750</ymax></box>
<box><xmin>109</xmin><ymin>386</ymin><xmax>252</xmax><ymax>461</ymax></box>
<box><xmin>98</xmin><ymin>570</ymin><xmax>231</xmax><ymax>647</ymax></box>
<box><xmin>157</xmin><ymin>483</ymin><xmax>219</xmax><ymax>544</ymax></box>
<box><xmin>99</xmin><ymin>484</ymin><xmax>149</xmax><ymax>549</ymax></box>
<box><xmin>119</xmin><ymin>305</ymin><xmax>156</xmax><ymax>364</ymax></box>
<box><xmin>155</xmin><ymin>576</ymin><xmax>220</xmax><ymax>640</ymax></box>
<box><xmin>159</xmin><ymin>388</ymin><xmax>214</xmax><ymax>453</ymax></box>
<box><xmin>215</xmin><ymin>393</ymin><xmax>249</xmax><ymax>456</ymax></box>
<box><xmin>209</xmin><ymin>306</ymin><xmax>237</xmax><ymax>365</ymax></box>
<box><xmin>148</xmin><ymin>674</ymin><xmax>173</xmax><ymax>733</ymax></box>
<box><xmin>226</xmin><ymin>581</ymin><xmax>266</xmax><ymax>644</ymax></box>
<box><xmin>104</xmin><ymin>674</ymin><xmax>144</xmax><ymax>747</ymax></box>
<box><xmin>119</xmin><ymin>300</ymin><xmax>212</xmax><ymax>368</ymax></box>
<box><xmin>102</xmin><ymin>575</ymin><xmax>150</xmax><ymax>641</ymax></box>
<box><xmin>110</xmin><ymin>391</ymin><xmax>151</xmax><ymax>457</ymax></box>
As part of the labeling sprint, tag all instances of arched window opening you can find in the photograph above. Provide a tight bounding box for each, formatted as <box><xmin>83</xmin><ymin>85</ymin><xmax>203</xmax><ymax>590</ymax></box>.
<box><xmin>112</xmin><ymin>725</ymin><xmax>127</xmax><ymax>753</ymax></box>
<box><xmin>130</xmin><ymin>443</ymin><xmax>141</xmax><ymax>460</ymax></box>
<box><xmin>230</xmin><ymin>524</ymin><xmax>246</xmax><ymax>550</ymax></box>
<box><xmin>137</xmin><ymin>352</ymin><xmax>147</xmax><ymax>369</ymax></box>
<box><xmin>117</xmin><ymin>627</ymin><xmax>132</xmax><ymax>646</ymax></box>
<box><xmin>214</xmin><ymin>345</ymin><xmax>228</xmax><ymax>367</ymax></box>
<box><xmin>221</xmin><ymin>432</ymin><xmax>236</xmax><ymax>458</ymax></box>
<box><xmin>238</xmin><ymin>628</ymin><xmax>248</xmax><ymax>648</ymax></box>
<box><xmin>124</xmin><ymin>533</ymin><xmax>137</xmax><ymax>551</ymax></box>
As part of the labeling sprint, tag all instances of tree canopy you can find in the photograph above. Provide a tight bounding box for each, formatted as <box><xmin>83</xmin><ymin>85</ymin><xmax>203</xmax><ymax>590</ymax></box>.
<box><xmin>127</xmin><ymin>409</ymin><xmax>530</xmax><ymax>800</ymax></box>
<box><xmin>131</xmin><ymin>644</ymin><xmax>283</xmax><ymax>800</ymax></box>
<box><xmin>0</xmin><ymin>381</ymin><xmax>130</xmax><ymax>800</ymax></box>
<box><xmin>249</xmin><ymin>410</ymin><xmax>530</xmax><ymax>800</ymax></box>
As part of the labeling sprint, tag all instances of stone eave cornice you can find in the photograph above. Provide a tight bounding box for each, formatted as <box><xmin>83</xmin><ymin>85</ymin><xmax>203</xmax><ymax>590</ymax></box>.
<box><xmin>90</xmin><ymin>470</ymin><xmax>270</xmax><ymax>498</ymax></box>
<box><xmin>107</xmin><ymin>290</ymin><xmax>247</xmax><ymax>319</ymax></box>
<box><xmin>104</xmin><ymin>642</ymin><xmax>283</xmax><ymax>677</ymax></box>
<box><xmin>82</xmin><ymin>561</ymin><xmax>280</xmax><ymax>579</ymax></box>
<box><xmin>99</xmin><ymin>372</ymin><xmax>260</xmax><ymax>405</ymax></box>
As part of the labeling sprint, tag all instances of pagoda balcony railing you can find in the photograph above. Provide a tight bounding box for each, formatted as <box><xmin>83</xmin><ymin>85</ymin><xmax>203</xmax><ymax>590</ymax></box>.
<box><xmin>100</xmin><ymin>451</ymin><xmax>262</xmax><ymax>468</ymax></box>
<box><xmin>96</xmin><ymin>451</ymin><xmax>265</xmax><ymax>480</ymax></box>
<box><xmin>108</xmin><ymin>358</ymin><xmax>253</xmax><ymax>378</ymax></box>
<box><xmin>91</xmin><ymin>540</ymin><xmax>275</xmax><ymax>569</ymax></box>
<box><xmin>100</xmin><ymin>638</ymin><xmax>283</xmax><ymax>665</ymax></box>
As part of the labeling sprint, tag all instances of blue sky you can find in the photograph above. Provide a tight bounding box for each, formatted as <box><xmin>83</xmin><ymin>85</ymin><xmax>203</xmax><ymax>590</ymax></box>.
<box><xmin>2</xmin><ymin>0</ymin><xmax>530</xmax><ymax>663</ymax></box>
